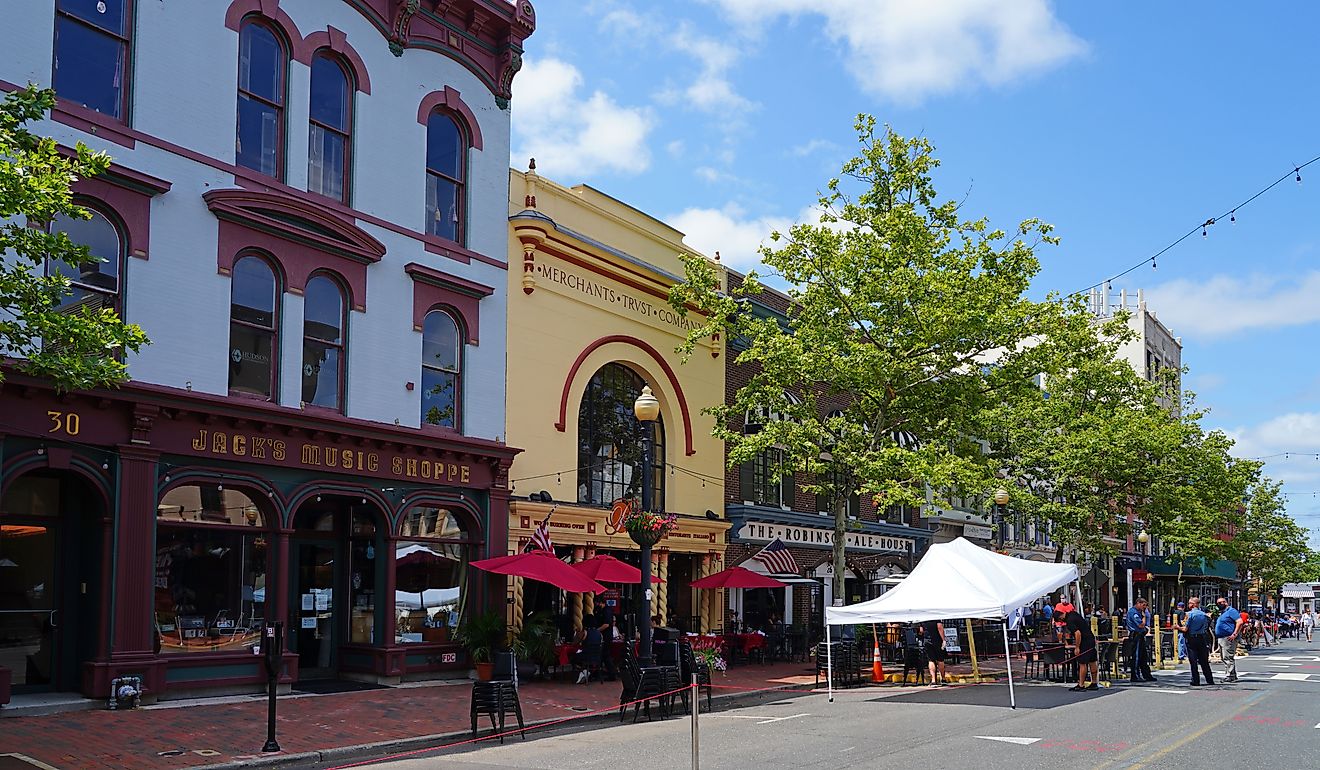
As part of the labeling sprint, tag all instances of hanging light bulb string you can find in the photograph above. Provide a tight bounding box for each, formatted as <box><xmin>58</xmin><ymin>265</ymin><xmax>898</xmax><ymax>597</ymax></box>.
<box><xmin>1069</xmin><ymin>153</ymin><xmax>1320</xmax><ymax>299</ymax></box>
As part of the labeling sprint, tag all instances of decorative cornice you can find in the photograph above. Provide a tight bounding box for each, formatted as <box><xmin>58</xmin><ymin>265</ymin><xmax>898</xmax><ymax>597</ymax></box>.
<box><xmin>203</xmin><ymin>188</ymin><xmax>386</xmax><ymax>266</ymax></box>
<box><xmin>343</xmin><ymin>0</ymin><xmax>535</xmax><ymax>105</ymax></box>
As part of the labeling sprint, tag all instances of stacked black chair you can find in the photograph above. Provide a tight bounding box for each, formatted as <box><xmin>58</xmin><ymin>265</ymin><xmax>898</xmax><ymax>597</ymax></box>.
<box><xmin>469</xmin><ymin>651</ymin><xmax>525</xmax><ymax>742</ymax></box>
<box><xmin>815</xmin><ymin>641</ymin><xmax>861</xmax><ymax>688</ymax></box>
<box><xmin>617</xmin><ymin>645</ymin><xmax>670</xmax><ymax>723</ymax></box>
<box><xmin>678</xmin><ymin>641</ymin><xmax>713</xmax><ymax>711</ymax></box>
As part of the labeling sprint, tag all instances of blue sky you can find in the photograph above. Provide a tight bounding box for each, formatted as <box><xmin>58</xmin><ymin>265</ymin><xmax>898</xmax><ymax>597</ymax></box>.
<box><xmin>510</xmin><ymin>1</ymin><xmax>1320</xmax><ymax>546</ymax></box>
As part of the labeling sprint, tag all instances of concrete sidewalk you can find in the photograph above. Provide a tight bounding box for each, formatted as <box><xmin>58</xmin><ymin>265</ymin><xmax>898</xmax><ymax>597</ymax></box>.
<box><xmin>0</xmin><ymin>662</ymin><xmax>819</xmax><ymax>770</ymax></box>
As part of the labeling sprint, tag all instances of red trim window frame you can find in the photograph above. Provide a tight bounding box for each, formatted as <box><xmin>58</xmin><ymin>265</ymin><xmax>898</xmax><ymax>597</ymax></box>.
<box><xmin>235</xmin><ymin>18</ymin><xmax>288</xmax><ymax>180</ymax></box>
<box><xmin>227</xmin><ymin>252</ymin><xmax>281</xmax><ymax>401</ymax></box>
<box><xmin>301</xmin><ymin>272</ymin><xmax>347</xmax><ymax>413</ymax></box>
<box><xmin>420</xmin><ymin>308</ymin><xmax>463</xmax><ymax>430</ymax></box>
<box><xmin>307</xmin><ymin>51</ymin><xmax>353</xmax><ymax>204</ymax></box>
<box><xmin>424</xmin><ymin>111</ymin><xmax>468</xmax><ymax>247</ymax></box>
<box><xmin>53</xmin><ymin>0</ymin><xmax>133</xmax><ymax>122</ymax></box>
<box><xmin>44</xmin><ymin>197</ymin><xmax>127</xmax><ymax>318</ymax></box>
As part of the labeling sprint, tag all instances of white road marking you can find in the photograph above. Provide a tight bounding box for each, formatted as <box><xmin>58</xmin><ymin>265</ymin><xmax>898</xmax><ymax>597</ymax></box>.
<box><xmin>974</xmin><ymin>736</ymin><xmax>1042</xmax><ymax>745</ymax></box>
<box><xmin>756</xmin><ymin>713</ymin><xmax>810</xmax><ymax>724</ymax></box>
<box><xmin>1270</xmin><ymin>673</ymin><xmax>1312</xmax><ymax>681</ymax></box>
<box><xmin>707</xmin><ymin>712</ymin><xmax>812</xmax><ymax>724</ymax></box>
<box><xmin>1148</xmin><ymin>688</ymin><xmax>1190</xmax><ymax>694</ymax></box>
<box><xmin>706</xmin><ymin>714</ymin><xmax>770</xmax><ymax>720</ymax></box>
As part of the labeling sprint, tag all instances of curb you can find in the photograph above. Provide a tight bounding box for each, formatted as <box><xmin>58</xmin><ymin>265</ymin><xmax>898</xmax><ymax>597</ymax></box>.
<box><xmin>186</xmin><ymin>679</ymin><xmax>818</xmax><ymax>770</ymax></box>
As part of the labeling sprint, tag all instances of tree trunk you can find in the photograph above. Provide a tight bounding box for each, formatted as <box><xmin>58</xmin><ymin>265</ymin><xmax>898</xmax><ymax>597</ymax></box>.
<box><xmin>832</xmin><ymin>492</ymin><xmax>847</xmax><ymax>609</ymax></box>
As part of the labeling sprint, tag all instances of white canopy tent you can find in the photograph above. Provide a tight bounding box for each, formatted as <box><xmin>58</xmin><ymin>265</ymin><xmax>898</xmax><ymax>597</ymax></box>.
<box><xmin>822</xmin><ymin>537</ymin><xmax>1079</xmax><ymax>707</ymax></box>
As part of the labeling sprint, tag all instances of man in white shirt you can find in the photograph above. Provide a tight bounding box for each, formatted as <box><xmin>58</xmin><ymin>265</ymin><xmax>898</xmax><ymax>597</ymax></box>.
<box><xmin>1303</xmin><ymin>610</ymin><xmax>1315</xmax><ymax>643</ymax></box>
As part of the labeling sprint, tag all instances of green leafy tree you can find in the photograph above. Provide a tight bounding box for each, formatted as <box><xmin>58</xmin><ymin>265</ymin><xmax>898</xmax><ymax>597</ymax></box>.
<box><xmin>0</xmin><ymin>85</ymin><xmax>148</xmax><ymax>390</ymax></box>
<box><xmin>1229</xmin><ymin>478</ymin><xmax>1315</xmax><ymax>599</ymax></box>
<box><xmin>670</xmin><ymin>118</ymin><xmax>1076</xmax><ymax>602</ymax></box>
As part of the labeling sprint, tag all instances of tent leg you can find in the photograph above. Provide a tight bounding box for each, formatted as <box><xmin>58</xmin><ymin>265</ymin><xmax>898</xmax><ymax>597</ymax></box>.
<box><xmin>1002</xmin><ymin>621</ymin><xmax>1016</xmax><ymax>710</ymax></box>
<box><xmin>825</xmin><ymin>623</ymin><xmax>834</xmax><ymax>704</ymax></box>
<box><xmin>965</xmin><ymin>619</ymin><xmax>980</xmax><ymax>681</ymax></box>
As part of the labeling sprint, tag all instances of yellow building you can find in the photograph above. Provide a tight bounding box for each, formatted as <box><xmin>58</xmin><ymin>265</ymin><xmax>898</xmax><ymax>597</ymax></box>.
<box><xmin>505</xmin><ymin>165</ymin><xmax>727</xmax><ymax>636</ymax></box>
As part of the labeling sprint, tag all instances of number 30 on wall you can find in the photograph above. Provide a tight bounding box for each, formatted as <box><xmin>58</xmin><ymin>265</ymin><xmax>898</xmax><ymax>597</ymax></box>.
<box><xmin>47</xmin><ymin>410</ymin><xmax>81</xmax><ymax>436</ymax></box>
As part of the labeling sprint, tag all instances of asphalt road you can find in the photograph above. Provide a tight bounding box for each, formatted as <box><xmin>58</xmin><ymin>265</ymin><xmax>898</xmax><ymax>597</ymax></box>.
<box><xmin>335</xmin><ymin>638</ymin><xmax>1320</xmax><ymax>770</ymax></box>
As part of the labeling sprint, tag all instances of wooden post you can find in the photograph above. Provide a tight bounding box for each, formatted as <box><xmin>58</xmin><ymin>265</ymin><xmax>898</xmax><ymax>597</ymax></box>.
<box><xmin>1153</xmin><ymin>614</ymin><xmax>1163</xmax><ymax>670</ymax></box>
<box><xmin>965</xmin><ymin>619</ymin><xmax>981</xmax><ymax>682</ymax></box>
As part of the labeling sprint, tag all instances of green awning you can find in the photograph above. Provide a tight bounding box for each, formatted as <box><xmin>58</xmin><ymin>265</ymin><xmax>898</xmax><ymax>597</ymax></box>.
<box><xmin>1144</xmin><ymin>556</ymin><xmax>1237</xmax><ymax>580</ymax></box>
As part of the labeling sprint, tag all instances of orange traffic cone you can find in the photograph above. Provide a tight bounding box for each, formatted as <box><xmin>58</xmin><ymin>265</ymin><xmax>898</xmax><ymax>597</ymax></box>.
<box><xmin>872</xmin><ymin>638</ymin><xmax>884</xmax><ymax>682</ymax></box>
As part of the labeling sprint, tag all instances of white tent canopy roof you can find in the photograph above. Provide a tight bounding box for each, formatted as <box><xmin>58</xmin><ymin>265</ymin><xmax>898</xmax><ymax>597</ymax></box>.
<box><xmin>825</xmin><ymin>537</ymin><xmax>1078</xmax><ymax>625</ymax></box>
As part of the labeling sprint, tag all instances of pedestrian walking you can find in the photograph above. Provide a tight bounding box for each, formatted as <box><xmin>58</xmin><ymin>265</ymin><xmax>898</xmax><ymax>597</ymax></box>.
<box><xmin>1125</xmin><ymin>598</ymin><xmax>1155</xmax><ymax>682</ymax></box>
<box><xmin>922</xmin><ymin>618</ymin><xmax>947</xmax><ymax>686</ymax></box>
<box><xmin>1177</xmin><ymin>597</ymin><xmax>1215</xmax><ymax>686</ymax></box>
<box><xmin>1064</xmin><ymin>610</ymin><xmax>1098</xmax><ymax>691</ymax></box>
<box><xmin>1303</xmin><ymin>609</ymin><xmax>1315</xmax><ymax>643</ymax></box>
<box><xmin>1214</xmin><ymin>597</ymin><xmax>1244</xmax><ymax>683</ymax></box>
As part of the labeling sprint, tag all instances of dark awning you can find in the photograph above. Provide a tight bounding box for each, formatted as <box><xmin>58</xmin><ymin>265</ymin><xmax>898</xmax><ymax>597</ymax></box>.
<box><xmin>1143</xmin><ymin>556</ymin><xmax>1237</xmax><ymax>580</ymax></box>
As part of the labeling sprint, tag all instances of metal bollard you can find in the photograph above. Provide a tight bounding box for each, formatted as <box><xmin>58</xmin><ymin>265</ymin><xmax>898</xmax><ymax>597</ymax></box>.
<box><xmin>690</xmin><ymin>674</ymin><xmax>700</xmax><ymax>770</ymax></box>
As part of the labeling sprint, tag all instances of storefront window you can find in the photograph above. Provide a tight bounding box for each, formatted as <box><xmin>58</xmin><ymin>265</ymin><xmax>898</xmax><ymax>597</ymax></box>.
<box><xmin>577</xmin><ymin>363</ymin><xmax>665</xmax><ymax>510</ymax></box>
<box><xmin>349</xmin><ymin>511</ymin><xmax>376</xmax><ymax>644</ymax></box>
<box><xmin>155</xmin><ymin>483</ymin><xmax>268</xmax><ymax>654</ymax></box>
<box><xmin>395</xmin><ymin>506</ymin><xmax>470</xmax><ymax>644</ymax></box>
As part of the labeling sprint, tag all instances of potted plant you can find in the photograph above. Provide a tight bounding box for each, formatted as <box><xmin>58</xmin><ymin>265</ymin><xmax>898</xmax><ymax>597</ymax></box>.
<box><xmin>621</xmin><ymin>506</ymin><xmax>678</xmax><ymax>547</ymax></box>
<box><xmin>454</xmin><ymin>611</ymin><xmax>508</xmax><ymax>681</ymax></box>
<box><xmin>516</xmin><ymin>612</ymin><xmax>558</xmax><ymax>679</ymax></box>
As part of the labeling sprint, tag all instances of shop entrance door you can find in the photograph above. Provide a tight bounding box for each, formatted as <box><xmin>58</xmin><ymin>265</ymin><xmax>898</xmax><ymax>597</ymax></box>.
<box><xmin>0</xmin><ymin>472</ymin><xmax>102</xmax><ymax>693</ymax></box>
<box><xmin>292</xmin><ymin>540</ymin><xmax>338</xmax><ymax>677</ymax></box>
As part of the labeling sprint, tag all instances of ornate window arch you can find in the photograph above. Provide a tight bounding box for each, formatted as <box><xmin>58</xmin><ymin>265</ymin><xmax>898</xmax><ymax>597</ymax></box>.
<box><xmin>301</xmin><ymin>272</ymin><xmax>347</xmax><ymax>411</ymax></box>
<box><xmin>395</xmin><ymin>504</ymin><xmax>476</xmax><ymax>640</ymax></box>
<box><xmin>424</xmin><ymin>110</ymin><xmax>468</xmax><ymax>245</ymax></box>
<box><xmin>307</xmin><ymin>51</ymin><xmax>353</xmax><ymax>202</ymax></box>
<box><xmin>228</xmin><ymin>252</ymin><xmax>281</xmax><ymax>399</ymax></box>
<box><xmin>236</xmin><ymin>18</ymin><xmax>288</xmax><ymax>178</ymax></box>
<box><xmin>421</xmin><ymin>307</ymin><xmax>463</xmax><ymax>429</ymax></box>
<box><xmin>45</xmin><ymin>200</ymin><xmax>125</xmax><ymax>315</ymax></box>
<box><xmin>741</xmin><ymin>393</ymin><xmax>799</xmax><ymax>509</ymax></box>
<box><xmin>577</xmin><ymin>363</ymin><xmax>665</xmax><ymax>510</ymax></box>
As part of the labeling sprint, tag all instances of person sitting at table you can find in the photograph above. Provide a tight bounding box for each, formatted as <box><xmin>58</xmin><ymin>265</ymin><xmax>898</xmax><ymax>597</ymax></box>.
<box><xmin>573</xmin><ymin>613</ymin><xmax>605</xmax><ymax>684</ymax></box>
<box><xmin>1065</xmin><ymin>609</ymin><xmax>1099</xmax><ymax>692</ymax></box>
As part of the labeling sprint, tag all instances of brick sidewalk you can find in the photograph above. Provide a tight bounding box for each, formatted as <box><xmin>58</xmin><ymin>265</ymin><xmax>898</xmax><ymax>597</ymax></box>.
<box><xmin>0</xmin><ymin>662</ymin><xmax>826</xmax><ymax>770</ymax></box>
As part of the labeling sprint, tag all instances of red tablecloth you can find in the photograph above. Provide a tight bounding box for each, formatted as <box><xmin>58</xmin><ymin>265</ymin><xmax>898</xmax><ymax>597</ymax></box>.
<box><xmin>555</xmin><ymin>639</ymin><xmax>628</xmax><ymax>667</ymax></box>
<box><xmin>722</xmin><ymin>633</ymin><xmax>766</xmax><ymax>654</ymax></box>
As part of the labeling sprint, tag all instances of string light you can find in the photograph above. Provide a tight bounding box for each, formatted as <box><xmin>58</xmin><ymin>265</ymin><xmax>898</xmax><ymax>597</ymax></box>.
<box><xmin>1071</xmin><ymin>153</ymin><xmax>1320</xmax><ymax>298</ymax></box>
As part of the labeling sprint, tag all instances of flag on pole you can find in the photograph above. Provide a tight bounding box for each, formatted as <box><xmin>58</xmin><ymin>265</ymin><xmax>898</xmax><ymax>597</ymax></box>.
<box><xmin>526</xmin><ymin>506</ymin><xmax>556</xmax><ymax>552</ymax></box>
<box><xmin>751</xmin><ymin>538</ymin><xmax>798</xmax><ymax>574</ymax></box>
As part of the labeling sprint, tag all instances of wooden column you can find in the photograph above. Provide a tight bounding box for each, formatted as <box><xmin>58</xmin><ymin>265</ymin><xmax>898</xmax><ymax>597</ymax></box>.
<box><xmin>583</xmin><ymin>545</ymin><xmax>596</xmax><ymax>618</ymax></box>
<box><xmin>656</xmin><ymin>549</ymin><xmax>669</xmax><ymax>623</ymax></box>
<box><xmin>110</xmin><ymin>446</ymin><xmax>160</xmax><ymax>658</ymax></box>
<box><xmin>572</xmin><ymin>545</ymin><xmax>585</xmax><ymax>633</ymax></box>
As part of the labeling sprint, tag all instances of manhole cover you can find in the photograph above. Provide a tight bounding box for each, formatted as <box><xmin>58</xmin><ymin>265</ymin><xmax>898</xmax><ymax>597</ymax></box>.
<box><xmin>570</xmin><ymin>706</ymin><xmax>591</xmax><ymax>712</ymax></box>
<box><xmin>156</xmin><ymin>750</ymin><xmax>185</xmax><ymax>757</ymax></box>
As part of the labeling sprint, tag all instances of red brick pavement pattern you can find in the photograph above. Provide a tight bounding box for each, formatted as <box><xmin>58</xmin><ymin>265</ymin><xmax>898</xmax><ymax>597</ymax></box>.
<box><xmin>0</xmin><ymin>662</ymin><xmax>824</xmax><ymax>770</ymax></box>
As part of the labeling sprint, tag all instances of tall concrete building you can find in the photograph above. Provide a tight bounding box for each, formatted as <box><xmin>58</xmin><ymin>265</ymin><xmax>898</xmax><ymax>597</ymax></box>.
<box><xmin>1089</xmin><ymin>287</ymin><xmax>1182</xmax><ymax>413</ymax></box>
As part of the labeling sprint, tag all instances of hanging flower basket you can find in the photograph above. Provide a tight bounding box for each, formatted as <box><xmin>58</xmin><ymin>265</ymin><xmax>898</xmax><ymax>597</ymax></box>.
<box><xmin>622</xmin><ymin>504</ymin><xmax>677</xmax><ymax>547</ymax></box>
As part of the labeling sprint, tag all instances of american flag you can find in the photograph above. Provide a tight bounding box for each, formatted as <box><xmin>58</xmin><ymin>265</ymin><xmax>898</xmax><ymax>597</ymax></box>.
<box><xmin>751</xmin><ymin>538</ymin><xmax>798</xmax><ymax>574</ymax></box>
<box><xmin>526</xmin><ymin>506</ymin><xmax>556</xmax><ymax>552</ymax></box>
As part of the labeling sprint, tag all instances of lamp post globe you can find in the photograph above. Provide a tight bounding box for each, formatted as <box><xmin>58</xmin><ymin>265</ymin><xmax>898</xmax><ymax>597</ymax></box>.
<box><xmin>632</xmin><ymin>385</ymin><xmax>659</xmax><ymax>664</ymax></box>
<box><xmin>1137</xmin><ymin>530</ymin><xmax>1150</xmax><ymax>544</ymax></box>
<box><xmin>992</xmin><ymin>488</ymin><xmax>1010</xmax><ymax>549</ymax></box>
<box><xmin>993</xmin><ymin>488</ymin><xmax>1010</xmax><ymax>506</ymax></box>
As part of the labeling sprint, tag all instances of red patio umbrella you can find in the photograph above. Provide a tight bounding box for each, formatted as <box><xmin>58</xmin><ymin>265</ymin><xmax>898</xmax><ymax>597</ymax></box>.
<box><xmin>470</xmin><ymin>550</ymin><xmax>607</xmax><ymax>594</ymax></box>
<box><xmin>689</xmin><ymin>566</ymin><xmax>787</xmax><ymax>589</ymax></box>
<box><xmin>572</xmin><ymin>554</ymin><xmax>663</xmax><ymax>584</ymax></box>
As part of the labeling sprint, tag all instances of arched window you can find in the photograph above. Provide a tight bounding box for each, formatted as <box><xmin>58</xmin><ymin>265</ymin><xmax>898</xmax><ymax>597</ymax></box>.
<box><xmin>424</xmin><ymin>112</ymin><xmax>466</xmax><ymax>244</ymax></box>
<box><xmin>741</xmin><ymin>396</ymin><xmax>797</xmax><ymax>508</ymax></box>
<box><xmin>816</xmin><ymin>409</ymin><xmax>859</xmax><ymax>519</ymax></box>
<box><xmin>302</xmin><ymin>274</ymin><xmax>345</xmax><ymax>411</ymax></box>
<box><xmin>396</xmin><ymin>506</ymin><xmax>475</xmax><ymax>641</ymax></box>
<box><xmin>577</xmin><ymin>363</ymin><xmax>665</xmax><ymax>510</ymax></box>
<box><xmin>53</xmin><ymin>0</ymin><xmax>132</xmax><ymax>120</ymax></box>
<box><xmin>228</xmin><ymin>255</ymin><xmax>279</xmax><ymax>398</ymax></box>
<box><xmin>421</xmin><ymin>309</ymin><xmax>461</xmax><ymax>428</ymax></box>
<box><xmin>236</xmin><ymin>19</ymin><xmax>286</xmax><ymax>177</ymax></box>
<box><xmin>154</xmin><ymin>482</ymin><xmax>269</xmax><ymax>654</ymax></box>
<box><xmin>308</xmin><ymin>52</ymin><xmax>351</xmax><ymax>201</ymax></box>
<box><xmin>46</xmin><ymin>204</ymin><xmax>123</xmax><ymax>314</ymax></box>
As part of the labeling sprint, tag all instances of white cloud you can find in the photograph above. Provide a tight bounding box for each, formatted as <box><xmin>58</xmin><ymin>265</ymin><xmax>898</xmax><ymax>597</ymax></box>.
<box><xmin>665</xmin><ymin>140</ymin><xmax>686</xmax><ymax>158</ymax></box>
<box><xmin>789</xmin><ymin>138</ymin><xmax>839</xmax><ymax>158</ymax></box>
<box><xmin>694</xmin><ymin>166</ymin><xmax>738</xmax><ymax>184</ymax></box>
<box><xmin>511</xmin><ymin>57</ymin><xmax>653</xmax><ymax>178</ymax></box>
<box><xmin>666</xmin><ymin>202</ymin><xmax>837</xmax><ymax>270</ymax></box>
<box><xmin>706</xmin><ymin>0</ymin><xmax>1087</xmax><ymax>102</ymax></box>
<box><xmin>1143</xmin><ymin>271</ymin><xmax>1320</xmax><ymax>338</ymax></box>
<box><xmin>663</xmin><ymin>22</ymin><xmax>757</xmax><ymax>116</ymax></box>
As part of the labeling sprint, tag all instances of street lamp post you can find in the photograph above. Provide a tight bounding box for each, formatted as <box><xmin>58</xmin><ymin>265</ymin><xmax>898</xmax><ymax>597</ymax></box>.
<box><xmin>993</xmin><ymin>488</ymin><xmax>1010</xmax><ymax>551</ymax></box>
<box><xmin>633</xmin><ymin>385</ymin><xmax>660</xmax><ymax>666</ymax></box>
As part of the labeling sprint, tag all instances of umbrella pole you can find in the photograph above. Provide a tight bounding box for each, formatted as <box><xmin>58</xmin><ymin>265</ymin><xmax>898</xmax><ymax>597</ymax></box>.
<box><xmin>1002</xmin><ymin>621</ymin><xmax>1016</xmax><ymax>709</ymax></box>
<box><xmin>825</xmin><ymin>622</ymin><xmax>834</xmax><ymax>703</ymax></box>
